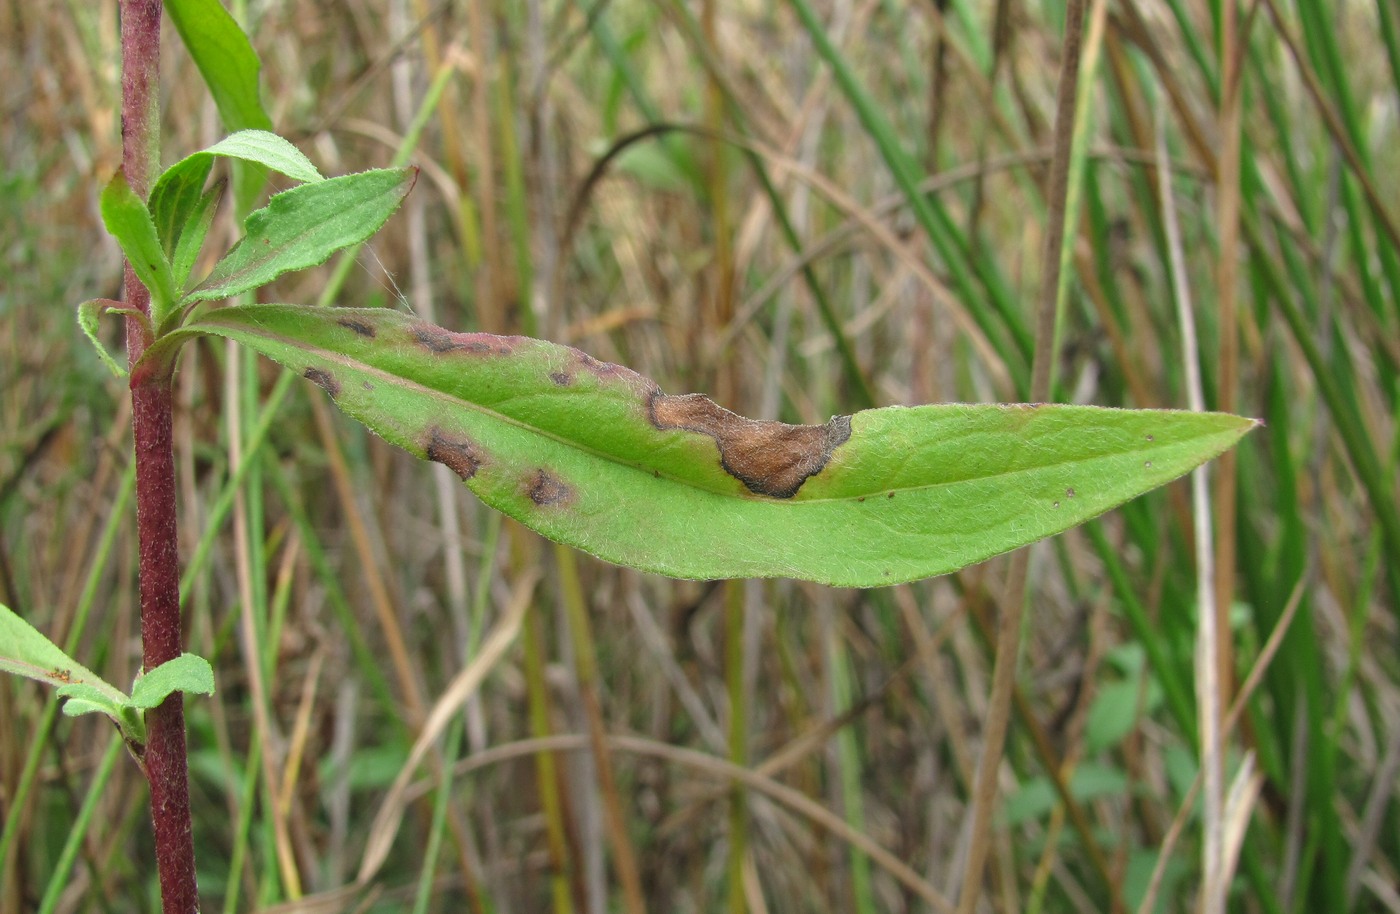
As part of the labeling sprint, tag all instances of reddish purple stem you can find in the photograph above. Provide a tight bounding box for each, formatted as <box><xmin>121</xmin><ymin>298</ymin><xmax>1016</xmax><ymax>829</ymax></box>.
<box><xmin>122</xmin><ymin>0</ymin><xmax>200</xmax><ymax>910</ymax></box>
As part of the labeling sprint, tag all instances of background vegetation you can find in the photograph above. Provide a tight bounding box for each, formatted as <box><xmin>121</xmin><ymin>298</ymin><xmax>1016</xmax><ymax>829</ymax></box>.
<box><xmin>1</xmin><ymin>0</ymin><xmax>1396</xmax><ymax>912</ymax></box>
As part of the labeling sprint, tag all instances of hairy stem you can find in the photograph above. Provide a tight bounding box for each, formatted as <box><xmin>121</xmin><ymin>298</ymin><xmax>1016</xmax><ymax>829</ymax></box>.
<box><xmin>122</xmin><ymin>0</ymin><xmax>199</xmax><ymax>910</ymax></box>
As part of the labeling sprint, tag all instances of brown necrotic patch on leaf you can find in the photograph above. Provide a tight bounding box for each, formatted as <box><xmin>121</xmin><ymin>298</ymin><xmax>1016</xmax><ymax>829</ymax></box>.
<box><xmin>425</xmin><ymin>427</ymin><xmax>485</xmax><ymax>481</ymax></box>
<box><xmin>337</xmin><ymin>317</ymin><xmax>376</xmax><ymax>337</ymax></box>
<box><xmin>648</xmin><ymin>392</ymin><xmax>852</xmax><ymax>498</ymax></box>
<box><xmin>411</xmin><ymin>324</ymin><xmax>515</xmax><ymax>356</ymax></box>
<box><xmin>549</xmin><ymin>370</ymin><xmax>572</xmax><ymax>386</ymax></box>
<box><xmin>573</xmin><ymin>350</ymin><xmax>654</xmax><ymax>387</ymax></box>
<box><xmin>304</xmin><ymin>367</ymin><xmax>340</xmax><ymax>398</ymax></box>
<box><xmin>526</xmin><ymin>469</ymin><xmax>572</xmax><ymax>507</ymax></box>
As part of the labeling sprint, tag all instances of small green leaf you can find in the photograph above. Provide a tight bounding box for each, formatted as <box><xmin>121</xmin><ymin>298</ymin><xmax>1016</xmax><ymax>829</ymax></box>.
<box><xmin>77</xmin><ymin>298</ymin><xmax>142</xmax><ymax>377</ymax></box>
<box><xmin>100</xmin><ymin>172</ymin><xmax>179</xmax><ymax>321</ymax></box>
<box><xmin>188</xmin><ymin>168</ymin><xmax>416</xmax><ymax>303</ymax></box>
<box><xmin>151</xmin><ymin>131</ymin><xmax>324</xmax><ymax>246</ymax></box>
<box><xmin>1004</xmin><ymin>764</ymin><xmax>1129</xmax><ymax>825</ymax></box>
<box><xmin>173</xmin><ymin>305</ymin><xmax>1257</xmax><ymax>587</ymax></box>
<box><xmin>56</xmin><ymin>683</ymin><xmax>126</xmax><ymax>719</ymax></box>
<box><xmin>0</xmin><ymin>602</ymin><xmax>128</xmax><ymax>707</ymax></box>
<box><xmin>128</xmin><ymin>653</ymin><xmax>216</xmax><ymax>709</ymax></box>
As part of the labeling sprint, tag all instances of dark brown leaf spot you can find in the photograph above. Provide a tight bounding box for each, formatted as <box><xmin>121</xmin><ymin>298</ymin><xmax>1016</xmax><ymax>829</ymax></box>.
<box><xmin>648</xmin><ymin>392</ymin><xmax>851</xmax><ymax>498</ymax></box>
<box><xmin>412</xmin><ymin>325</ymin><xmax>513</xmax><ymax>355</ymax></box>
<box><xmin>338</xmin><ymin>317</ymin><xmax>376</xmax><ymax>337</ymax></box>
<box><xmin>425</xmin><ymin>428</ymin><xmax>484</xmax><ymax>481</ymax></box>
<box><xmin>549</xmin><ymin>371</ymin><xmax>572</xmax><ymax>386</ymax></box>
<box><xmin>527</xmin><ymin>469</ymin><xmax>571</xmax><ymax>506</ymax></box>
<box><xmin>304</xmin><ymin>367</ymin><xmax>340</xmax><ymax>398</ymax></box>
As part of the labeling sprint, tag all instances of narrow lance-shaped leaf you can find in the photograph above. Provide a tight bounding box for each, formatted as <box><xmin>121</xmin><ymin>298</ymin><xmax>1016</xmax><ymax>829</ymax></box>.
<box><xmin>188</xmin><ymin>168</ymin><xmax>416</xmax><ymax>303</ymax></box>
<box><xmin>174</xmin><ymin>305</ymin><xmax>1256</xmax><ymax>588</ymax></box>
<box><xmin>167</xmin><ymin>179</ymin><xmax>224</xmax><ymax>302</ymax></box>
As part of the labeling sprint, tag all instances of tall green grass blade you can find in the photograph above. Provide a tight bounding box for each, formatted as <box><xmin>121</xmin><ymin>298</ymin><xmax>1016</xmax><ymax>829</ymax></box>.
<box><xmin>828</xmin><ymin>636</ymin><xmax>874</xmax><ymax>913</ymax></box>
<box><xmin>786</xmin><ymin>0</ymin><xmax>1031</xmax><ymax>381</ymax></box>
<box><xmin>36</xmin><ymin>734</ymin><xmax>123</xmax><ymax>914</ymax></box>
<box><xmin>0</xmin><ymin>466</ymin><xmax>134</xmax><ymax>879</ymax></box>
<box><xmin>411</xmin><ymin>719</ymin><xmax>462</xmax><ymax>914</ymax></box>
<box><xmin>1244</xmin><ymin>212</ymin><xmax>1400</xmax><ymax>606</ymax></box>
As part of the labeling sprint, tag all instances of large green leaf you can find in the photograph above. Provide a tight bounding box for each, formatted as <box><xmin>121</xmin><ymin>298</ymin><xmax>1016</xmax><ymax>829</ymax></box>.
<box><xmin>169</xmin><ymin>305</ymin><xmax>1255</xmax><ymax>587</ymax></box>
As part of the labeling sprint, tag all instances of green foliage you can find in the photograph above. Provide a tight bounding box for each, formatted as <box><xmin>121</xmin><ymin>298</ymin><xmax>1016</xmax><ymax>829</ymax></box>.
<box><xmin>85</xmin><ymin>130</ymin><xmax>414</xmax><ymax>374</ymax></box>
<box><xmin>184</xmin><ymin>168</ymin><xmax>415</xmax><ymax>303</ymax></box>
<box><xmin>99</xmin><ymin>172</ymin><xmax>179</xmax><ymax>322</ymax></box>
<box><xmin>165</xmin><ymin>0</ymin><xmax>273</xmax><ymax>213</ymax></box>
<box><xmin>6</xmin><ymin>0</ymin><xmax>1394</xmax><ymax>909</ymax></box>
<box><xmin>148</xmin><ymin>303</ymin><xmax>1254</xmax><ymax>586</ymax></box>
<box><xmin>0</xmin><ymin>601</ymin><xmax>129</xmax><ymax>707</ymax></box>
<box><xmin>0</xmin><ymin>602</ymin><xmax>214</xmax><ymax>746</ymax></box>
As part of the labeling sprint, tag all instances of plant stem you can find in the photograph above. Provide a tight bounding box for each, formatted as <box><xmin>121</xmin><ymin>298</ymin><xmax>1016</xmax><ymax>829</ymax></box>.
<box><xmin>122</xmin><ymin>0</ymin><xmax>199</xmax><ymax>910</ymax></box>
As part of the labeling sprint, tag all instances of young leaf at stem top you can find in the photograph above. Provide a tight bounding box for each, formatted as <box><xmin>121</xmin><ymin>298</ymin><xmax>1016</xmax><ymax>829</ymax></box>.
<box><xmin>154</xmin><ymin>304</ymin><xmax>1257</xmax><ymax>587</ymax></box>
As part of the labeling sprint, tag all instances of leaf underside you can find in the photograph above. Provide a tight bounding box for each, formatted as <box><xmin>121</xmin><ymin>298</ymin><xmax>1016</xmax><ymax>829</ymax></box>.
<box><xmin>0</xmin><ymin>602</ymin><xmax>127</xmax><ymax>705</ymax></box>
<box><xmin>183</xmin><ymin>304</ymin><xmax>1255</xmax><ymax>587</ymax></box>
